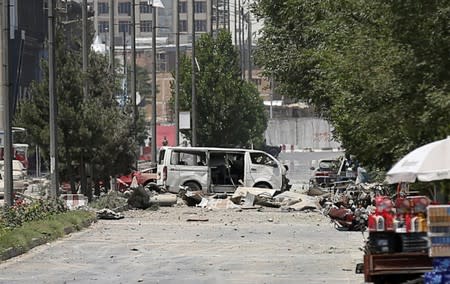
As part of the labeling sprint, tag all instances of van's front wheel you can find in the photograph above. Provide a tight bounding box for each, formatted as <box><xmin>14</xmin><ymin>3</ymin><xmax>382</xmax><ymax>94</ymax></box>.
<box><xmin>184</xmin><ymin>181</ymin><xmax>201</xmax><ymax>191</ymax></box>
<box><xmin>254</xmin><ymin>182</ymin><xmax>271</xmax><ymax>189</ymax></box>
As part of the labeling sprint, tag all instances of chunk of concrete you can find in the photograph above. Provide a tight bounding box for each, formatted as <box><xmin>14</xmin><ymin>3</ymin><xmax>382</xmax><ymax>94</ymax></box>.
<box><xmin>231</xmin><ymin>187</ymin><xmax>277</xmax><ymax>204</ymax></box>
<box><xmin>285</xmin><ymin>194</ymin><xmax>321</xmax><ymax>211</ymax></box>
<box><xmin>198</xmin><ymin>197</ymin><xmax>240</xmax><ymax>210</ymax></box>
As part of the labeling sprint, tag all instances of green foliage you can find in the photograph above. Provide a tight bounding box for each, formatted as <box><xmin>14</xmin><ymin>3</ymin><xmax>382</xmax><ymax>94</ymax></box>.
<box><xmin>251</xmin><ymin>0</ymin><xmax>450</xmax><ymax>169</ymax></box>
<box><xmin>0</xmin><ymin>198</ymin><xmax>68</xmax><ymax>231</ymax></box>
<box><xmin>0</xmin><ymin>210</ymin><xmax>95</xmax><ymax>257</ymax></box>
<box><xmin>171</xmin><ymin>30</ymin><xmax>267</xmax><ymax>147</ymax></box>
<box><xmin>14</xmin><ymin>13</ymin><xmax>146</xmax><ymax>184</ymax></box>
<box><xmin>89</xmin><ymin>190</ymin><xmax>128</xmax><ymax>210</ymax></box>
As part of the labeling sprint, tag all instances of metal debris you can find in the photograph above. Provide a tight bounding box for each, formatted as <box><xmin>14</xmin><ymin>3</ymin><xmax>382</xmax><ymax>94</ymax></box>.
<box><xmin>96</xmin><ymin>208</ymin><xmax>124</xmax><ymax>220</ymax></box>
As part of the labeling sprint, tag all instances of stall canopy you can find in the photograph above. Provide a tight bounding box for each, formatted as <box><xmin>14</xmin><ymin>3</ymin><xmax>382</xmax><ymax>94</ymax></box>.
<box><xmin>386</xmin><ymin>136</ymin><xmax>450</xmax><ymax>184</ymax></box>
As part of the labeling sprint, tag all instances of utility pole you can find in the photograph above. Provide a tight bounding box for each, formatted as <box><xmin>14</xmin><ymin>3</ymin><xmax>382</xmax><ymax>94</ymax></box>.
<box><xmin>227</xmin><ymin>0</ymin><xmax>230</xmax><ymax>32</ymax></box>
<box><xmin>80</xmin><ymin>0</ymin><xmax>89</xmax><ymax>198</ymax></box>
<box><xmin>151</xmin><ymin>5</ymin><xmax>157</xmax><ymax>163</ymax></box>
<box><xmin>122</xmin><ymin>30</ymin><xmax>127</xmax><ymax>105</ymax></box>
<box><xmin>241</xmin><ymin>7</ymin><xmax>245</xmax><ymax>79</ymax></box>
<box><xmin>109</xmin><ymin>0</ymin><xmax>115</xmax><ymax>72</ymax></box>
<box><xmin>215</xmin><ymin>0</ymin><xmax>218</xmax><ymax>33</ymax></box>
<box><xmin>175</xmin><ymin>0</ymin><xmax>180</xmax><ymax>146</ymax></box>
<box><xmin>82</xmin><ymin>0</ymin><xmax>88</xmax><ymax>100</ymax></box>
<box><xmin>48</xmin><ymin>0</ymin><xmax>59</xmax><ymax>198</ymax></box>
<box><xmin>191</xmin><ymin>0</ymin><xmax>197</xmax><ymax>146</ymax></box>
<box><xmin>238</xmin><ymin>0</ymin><xmax>242</xmax><ymax>77</ymax></box>
<box><xmin>130</xmin><ymin>0</ymin><xmax>138</xmax><ymax>169</ymax></box>
<box><xmin>131</xmin><ymin>0</ymin><xmax>137</xmax><ymax>128</ymax></box>
<box><xmin>247</xmin><ymin>12</ymin><xmax>251</xmax><ymax>81</ymax></box>
<box><xmin>234</xmin><ymin>0</ymin><xmax>237</xmax><ymax>46</ymax></box>
<box><xmin>209</xmin><ymin>0</ymin><xmax>213</xmax><ymax>36</ymax></box>
<box><xmin>2</xmin><ymin>0</ymin><xmax>13</xmax><ymax>206</ymax></box>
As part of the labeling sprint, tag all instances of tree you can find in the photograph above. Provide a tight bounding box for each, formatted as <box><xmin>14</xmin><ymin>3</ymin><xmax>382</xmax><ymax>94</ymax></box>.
<box><xmin>251</xmin><ymin>0</ymin><xmax>450</xmax><ymax>169</ymax></box>
<box><xmin>171</xmin><ymin>30</ymin><xmax>267</xmax><ymax>147</ymax></box>
<box><xmin>14</xmin><ymin>12</ymin><xmax>146</xmax><ymax>192</ymax></box>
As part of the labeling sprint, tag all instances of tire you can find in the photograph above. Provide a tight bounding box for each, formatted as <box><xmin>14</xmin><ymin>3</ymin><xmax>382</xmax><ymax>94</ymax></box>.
<box><xmin>184</xmin><ymin>181</ymin><xmax>201</xmax><ymax>191</ymax></box>
<box><xmin>254</xmin><ymin>182</ymin><xmax>271</xmax><ymax>189</ymax></box>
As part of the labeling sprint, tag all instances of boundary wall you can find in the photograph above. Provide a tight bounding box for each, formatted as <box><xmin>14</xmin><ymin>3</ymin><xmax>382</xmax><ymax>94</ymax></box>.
<box><xmin>265</xmin><ymin>117</ymin><xmax>342</xmax><ymax>152</ymax></box>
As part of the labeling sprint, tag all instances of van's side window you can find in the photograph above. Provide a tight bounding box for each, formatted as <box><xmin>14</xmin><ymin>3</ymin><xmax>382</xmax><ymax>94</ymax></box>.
<box><xmin>250</xmin><ymin>152</ymin><xmax>277</xmax><ymax>167</ymax></box>
<box><xmin>171</xmin><ymin>150</ymin><xmax>206</xmax><ymax>166</ymax></box>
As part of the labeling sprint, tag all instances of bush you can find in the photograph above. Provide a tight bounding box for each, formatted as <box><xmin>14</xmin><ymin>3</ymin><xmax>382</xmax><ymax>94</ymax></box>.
<box><xmin>89</xmin><ymin>190</ymin><xmax>128</xmax><ymax>210</ymax></box>
<box><xmin>0</xmin><ymin>210</ymin><xmax>96</xmax><ymax>258</ymax></box>
<box><xmin>0</xmin><ymin>197</ymin><xmax>68</xmax><ymax>233</ymax></box>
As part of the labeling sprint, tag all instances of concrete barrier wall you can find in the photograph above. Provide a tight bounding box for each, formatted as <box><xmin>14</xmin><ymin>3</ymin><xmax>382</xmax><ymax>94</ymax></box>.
<box><xmin>265</xmin><ymin>117</ymin><xmax>341</xmax><ymax>150</ymax></box>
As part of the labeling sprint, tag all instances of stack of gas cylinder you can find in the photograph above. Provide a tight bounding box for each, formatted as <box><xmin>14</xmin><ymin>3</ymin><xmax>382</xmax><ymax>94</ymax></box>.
<box><xmin>368</xmin><ymin>195</ymin><xmax>430</xmax><ymax>233</ymax></box>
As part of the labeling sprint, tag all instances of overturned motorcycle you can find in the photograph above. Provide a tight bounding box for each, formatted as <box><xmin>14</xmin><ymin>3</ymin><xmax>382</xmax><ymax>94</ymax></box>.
<box><xmin>327</xmin><ymin>206</ymin><xmax>369</xmax><ymax>231</ymax></box>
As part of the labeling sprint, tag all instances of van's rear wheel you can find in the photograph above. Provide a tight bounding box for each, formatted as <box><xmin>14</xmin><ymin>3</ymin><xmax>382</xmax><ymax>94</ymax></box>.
<box><xmin>184</xmin><ymin>181</ymin><xmax>201</xmax><ymax>191</ymax></box>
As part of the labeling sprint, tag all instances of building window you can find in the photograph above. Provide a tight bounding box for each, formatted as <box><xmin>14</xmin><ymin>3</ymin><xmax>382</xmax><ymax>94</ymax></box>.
<box><xmin>118</xmin><ymin>2</ymin><xmax>131</xmax><ymax>15</ymax></box>
<box><xmin>139</xmin><ymin>1</ymin><xmax>152</xmax><ymax>13</ymax></box>
<box><xmin>252</xmin><ymin>78</ymin><xmax>262</xmax><ymax>86</ymax></box>
<box><xmin>194</xmin><ymin>1</ymin><xmax>206</xmax><ymax>13</ymax></box>
<box><xmin>179</xmin><ymin>1</ymin><xmax>187</xmax><ymax>13</ymax></box>
<box><xmin>158</xmin><ymin>52</ymin><xmax>166</xmax><ymax>72</ymax></box>
<box><xmin>140</xmin><ymin>20</ymin><xmax>152</xmax><ymax>32</ymax></box>
<box><xmin>98</xmin><ymin>2</ymin><xmax>109</xmax><ymax>15</ymax></box>
<box><xmin>195</xmin><ymin>20</ymin><xmax>207</xmax><ymax>32</ymax></box>
<box><xmin>119</xmin><ymin>21</ymin><xmax>130</xmax><ymax>33</ymax></box>
<box><xmin>98</xmin><ymin>21</ymin><xmax>109</xmax><ymax>33</ymax></box>
<box><xmin>179</xmin><ymin>20</ymin><xmax>187</xmax><ymax>32</ymax></box>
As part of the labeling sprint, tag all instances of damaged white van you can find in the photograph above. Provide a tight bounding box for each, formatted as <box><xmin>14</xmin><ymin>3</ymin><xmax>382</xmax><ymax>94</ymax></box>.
<box><xmin>156</xmin><ymin>146</ymin><xmax>291</xmax><ymax>194</ymax></box>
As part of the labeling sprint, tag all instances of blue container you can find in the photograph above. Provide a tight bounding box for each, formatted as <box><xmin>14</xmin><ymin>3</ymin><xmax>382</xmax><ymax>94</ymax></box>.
<box><xmin>433</xmin><ymin>258</ymin><xmax>450</xmax><ymax>272</ymax></box>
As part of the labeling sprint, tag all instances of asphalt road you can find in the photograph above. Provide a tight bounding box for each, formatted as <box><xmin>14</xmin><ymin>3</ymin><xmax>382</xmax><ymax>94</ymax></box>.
<box><xmin>0</xmin><ymin>207</ymin><xmax>365</xmax><ymax>284</ymax></box>
<box><xmin>0</xmin><ymin>151</ymin><xmax>366</xmax><ymax>284</ymax></box>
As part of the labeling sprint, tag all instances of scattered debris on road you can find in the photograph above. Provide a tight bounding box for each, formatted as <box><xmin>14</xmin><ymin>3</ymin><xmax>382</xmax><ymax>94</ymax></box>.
<box><xmin>96</xmin><ymin>208</ymin><xmax>124</xmax><ymax>220</ymax></box>
<box><xmin>186</xmin><ymin>216</ymin><xmax>209</xmax><ymax>222</ymax></box>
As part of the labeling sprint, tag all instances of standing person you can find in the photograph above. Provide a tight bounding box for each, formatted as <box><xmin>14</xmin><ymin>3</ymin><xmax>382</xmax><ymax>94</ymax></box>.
<box><xmin>162</xmin><ymin>136</ymin><xmax>168</xmax><ymax>146</ymax></box>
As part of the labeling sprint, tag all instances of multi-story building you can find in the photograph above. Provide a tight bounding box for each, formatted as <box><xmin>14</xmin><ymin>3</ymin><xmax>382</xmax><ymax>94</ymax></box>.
<box><xmin>92</xmin><ymin>0</ymin><xmax>217</xmax><ymax>46</ymax></box>
<box><xmin>0</xmin><ymin>0</ymin><xmax>47</xmax><ymax>120</ymax></box>
<box><xmin>91</xmin><ymin>0</ymin><xmax>266</xmax><ymax>127</ymax></box>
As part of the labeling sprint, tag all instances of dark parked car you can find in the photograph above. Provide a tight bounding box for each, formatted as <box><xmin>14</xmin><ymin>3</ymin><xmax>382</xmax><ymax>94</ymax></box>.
<box><xmin>309</xmin><ymin>157</ymin><xmax>357</xmax><ymax>188</ymax></box>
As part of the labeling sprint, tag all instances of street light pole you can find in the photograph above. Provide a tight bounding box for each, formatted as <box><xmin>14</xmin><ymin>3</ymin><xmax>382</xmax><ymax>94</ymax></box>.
<box><xmin>240</xmin><ymin>6</ymin><xmax>245</xmax><ymax>79</ymax></box>
<box><xmin>191</xmin><ymin>0</ymin><xmax>197</xmax><ymax>146</ymax></box>
<box><xmin>48</xmin><ymin>0</ymin><xmax>59</xmax><ymax>198</ymax></box>
<box><xmin>175</xmin><ymin>0</ymin><xmax>180</xmax><ymax>146</ymax></box>
<box><xmin>2</xmin><ymin>0</ymin><xmax>13</xmax><ymax>206</ymax></box>
<box><xmin>234</xmin><ymin>0</ymin><xmax>237</xmax><ymax>45</ymax></box>
<box><xmin>80</xmin><ymin>0</ymin><xmax>89</xmax><ymax>197</ymax></box>
<box><xmin>131</xmin><ymin>0</ymin><xmax>137</xmax><ymax>129</ymax></box>
<box><xmin>151</xmin><ymin>5</ymin><xmax>157</xmax><ymax>163</ymax></box>
<box><xmin>247</xmin><ymin>12</ymin><xmax>251</xmax><ymax>81</ymax></box>
<box><xmin>238</xmin><ymin>0</ymin><xmax>242</xmax><ymax>77</ymax></box>
<box><xmin>82</xmin><ymin>0</ymin><xmax>88</xmax><ymax>100</ymax></box>
<box><xmin>109</xmin><ymin>0</ymin><xmax>115</xmax><ymax>72</ymax></box>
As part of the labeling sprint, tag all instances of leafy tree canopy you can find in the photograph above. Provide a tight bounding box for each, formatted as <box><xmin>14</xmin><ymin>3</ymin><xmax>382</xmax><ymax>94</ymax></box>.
<box><xmin>172</xmin><ymin>30</ymin><xmax>267</xmax><ymax>147</ymax></box>
<box><xmin>14</xmin><ymin>13</ymin><xmax>147</xmax><ymax>186</ymax></box>
<box><xmin>251</xmin><ymin>0</ymin><xmax>450</xmax><ymax>169</ymax></box>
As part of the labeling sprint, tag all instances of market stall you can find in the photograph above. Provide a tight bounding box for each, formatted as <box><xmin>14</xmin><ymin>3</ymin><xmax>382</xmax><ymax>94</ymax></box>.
<box><xmin>361</xmin><ymin>136</ymin><xmax>450</xmax><ymax>283</ymax></box>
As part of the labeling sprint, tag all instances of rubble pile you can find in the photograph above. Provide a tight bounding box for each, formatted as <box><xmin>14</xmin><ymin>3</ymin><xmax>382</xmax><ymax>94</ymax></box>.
<box><xmin>120</xmin><ymin>186</ymin><xmax>323</xmax><ymax>213</ymax></box>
